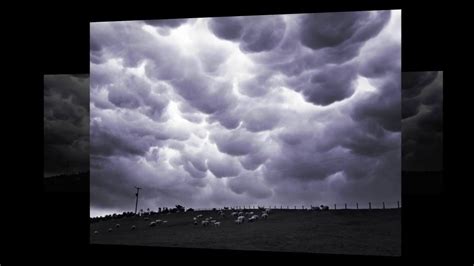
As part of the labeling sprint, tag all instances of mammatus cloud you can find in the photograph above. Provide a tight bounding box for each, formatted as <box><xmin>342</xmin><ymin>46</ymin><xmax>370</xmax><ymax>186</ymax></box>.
<box><xmin>44</xmin><ymin>74</ymin><xmax>89</xmax><ymax>177</ymax></box>
<box><xmin>402</xmin><ymin>72</ymin><xmax>443</xmax><ymax>171</ymax></box>
<box><xmin>90</xmin><ymin>10</ymin><xmax>401</xmax><ymax>217</ymax></box>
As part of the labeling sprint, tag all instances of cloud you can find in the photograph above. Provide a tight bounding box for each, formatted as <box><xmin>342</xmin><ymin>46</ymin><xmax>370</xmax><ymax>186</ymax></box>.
<box><xmin>44</xmin><ymin>74</ymin><xmax>89</xmax><ymax>177</ymax></box>
<box><xmin>208</xmin><ymin>15</ymin><xmax>286</xmax><ymax>53</ymax></box>
<box><xmin>299</xmin><ymin>11</ymin><xmax>391</xmax><ymax>51</ymax></box>
<box><xmin>402</xmin><ymin>72</ymin><xmax>443</xmax><ymax>171</ymax></box>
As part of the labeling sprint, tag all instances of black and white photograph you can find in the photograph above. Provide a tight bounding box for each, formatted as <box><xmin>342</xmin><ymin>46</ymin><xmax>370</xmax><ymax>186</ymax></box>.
<box><xmin>89</xmin><ymin>10</ymin><xmax>402</xmax><ymax>256</ymax></box>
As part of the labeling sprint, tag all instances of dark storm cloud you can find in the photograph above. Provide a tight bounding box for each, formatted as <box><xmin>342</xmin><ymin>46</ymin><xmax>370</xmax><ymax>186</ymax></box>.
<box><xmin>350</xmin><ymin>38</ymin><xmax>401</xmax><ymax>132</ymax></box>
<box><xmin>144</xmin><ymin>18</ymin><xmax>188</xmax><ymax>28</ymax></box>
<box><xmin>298</xmin><ymin>63</ymin><xmax>358</xmax><ymax>106</ymax></box>
<box><xmin>90</xmin><ymin>11</ymin><xmax>401</xmax><ymax>215</ymax></box>
<box><xmin>299</xmin><ymin>11</ymin><xmax>391</xmax><ymax>51</ymax></box>
<box><xmin>402</xmin><ymin>72</ymin><xmax>443</xmax><ymax>171</ymax></box>
<box><xmin>210</xmin><ymin>127</ymin><xmax>260</xmax><ymax>156</ymax></box>
<box><xmin>44</xmin><ymin>74</ymin><xmax>89</xmax><ymax>177</ymax></box>
<box><xmin>208</xmin><ymin>15</ymin><xmax>286</xmax><ymax>53</ymax></box>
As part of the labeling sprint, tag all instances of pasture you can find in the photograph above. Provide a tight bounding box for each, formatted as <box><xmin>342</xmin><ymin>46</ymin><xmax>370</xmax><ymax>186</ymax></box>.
<box><xmin>90</xmin><ymin>209</ymin><xmax>401</xmax><ymax>256</ymax></box>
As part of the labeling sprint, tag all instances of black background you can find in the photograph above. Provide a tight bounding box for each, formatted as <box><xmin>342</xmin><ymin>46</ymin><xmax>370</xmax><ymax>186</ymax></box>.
<box><xmin>24</xmin><ymin>0</ymin><xmax>465</xmax><ymax>264</ymax></box>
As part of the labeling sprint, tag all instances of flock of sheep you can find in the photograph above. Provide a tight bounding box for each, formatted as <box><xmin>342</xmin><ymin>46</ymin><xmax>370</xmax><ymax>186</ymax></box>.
<box><xmin>92</xmin><ymin>205</ymin><xmax>336</xmax><ymax>235</ymax></box>
<box><xmin>92</xmin><ymin>207</ymin><xmax>278</xmax><ymax>235</ymax></box>
<box><xmin>191</xmin><ymin>208</ymin><xmax>271</xmax><ymax>227</ymax></box>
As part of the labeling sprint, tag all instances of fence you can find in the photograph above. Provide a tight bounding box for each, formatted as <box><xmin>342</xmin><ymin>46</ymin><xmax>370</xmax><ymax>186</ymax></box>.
<box><xmin>191</xmin><ymin>201</ymin><xmax>401</xmax><ymax>211</ymax></box>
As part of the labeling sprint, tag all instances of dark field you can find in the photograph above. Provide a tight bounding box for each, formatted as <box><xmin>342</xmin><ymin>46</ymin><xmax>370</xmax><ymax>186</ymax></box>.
<box><xmin>90</xmin><ymin>209</ymin><xmax>401</xmax><ymax>256</ymax></box>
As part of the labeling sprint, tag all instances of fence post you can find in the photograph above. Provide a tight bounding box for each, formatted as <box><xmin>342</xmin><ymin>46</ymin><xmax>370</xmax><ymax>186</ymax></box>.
<box><xmin>294</xmin><ymin>206</ymin><xmax>296</xmax><ymax>209</ymax></box>
<box><xmin>397</xmin><ymin>201</ymin><xmax>400</xmax><ymax>209</ymax></box>
<box><xmin>302</xmin><ymin>205</ymin><xmax>304</xmax><ymax>210</ymax></box>
<box><xmin>280</xmin><ymin>205</ymin><xmax>282</xmax><ymax>210</ymax></box>
<box><xmin>287</xmin><ymin>205</ymin><xmax>289</xmax><ymax>209</ymax></box>
<box><xmin>345</xmin><ymin>203</ymin><xmax>347</xmax><ymax>210</ymax></box>
<box><xmin>369</xmin><ymin>202</ymin><xmax>371</xmax><ymax>210</ymax></box>
<box><xmin>356</xmin><ymin>202</ymin><xmax>358</xmax><ymax>209</ymax></box>
<box><xmin>383</xmin><ymin>202</ymin><xmax>385</xmax><ymax>209</ymax></box>
<box><xmin>334</xmin><ymin>204</ymin><xmax>336</xmax><ymax>210</ymax></box>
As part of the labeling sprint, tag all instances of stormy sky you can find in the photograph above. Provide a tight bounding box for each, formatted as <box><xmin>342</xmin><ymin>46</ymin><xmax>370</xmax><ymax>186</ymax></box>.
<box><xmin>44</xmin><ymin>74</ymin><xmax>90</xmax><ymax>177</ymax></box>
<box><xmin>402</xmin><ymin>72</ymin><xmax>443</xmax><ymax>171</ymax></box>
<box><xmin>90</xmin><ymin>10</ymin><xmax>401</xmax><ymax>217</ymax></box>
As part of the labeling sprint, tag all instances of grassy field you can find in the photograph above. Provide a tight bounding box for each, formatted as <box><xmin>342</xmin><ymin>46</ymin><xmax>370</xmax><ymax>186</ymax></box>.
<box><xmin>90</xmin><ymin>209</ymin><xmax>401</xmax><ymax>256</ymax></box>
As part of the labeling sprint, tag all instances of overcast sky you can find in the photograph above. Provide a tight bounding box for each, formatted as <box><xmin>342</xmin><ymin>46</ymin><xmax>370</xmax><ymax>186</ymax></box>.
<box><xmin>402</xmin><ymin>71</ymin><xmax>443</xmax><ymax>171</ymax></box>
<box><xmin>90</xmin><ymin>10</ymin><xmax>401</xmax><ymax>217</ymax></box>
<box><xmin>44</xmin><ymin>74</ymin><xmax>89</xmax><ymax>177</ymax></box>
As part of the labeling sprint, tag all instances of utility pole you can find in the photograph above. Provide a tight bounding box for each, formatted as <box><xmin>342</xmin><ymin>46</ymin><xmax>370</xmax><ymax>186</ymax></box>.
<box><xmin>134</xmin><ymin>186</ymin><xmax>142</xmax><ymax>214</ymax></box>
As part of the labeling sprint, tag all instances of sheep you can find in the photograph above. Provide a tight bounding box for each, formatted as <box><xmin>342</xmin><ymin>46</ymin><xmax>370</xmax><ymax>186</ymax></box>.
<box><xmin>193</xmin><ymin>217</ymin><xmax>197</xmax><ymax>221</ymax></box>
<box><xmin>231</xmin><ymin>212</ymin><xmax>238</xmax><ymax>217</ymax></box>
<box><xmin>93</xmin><ymin>230</ymin><xmax>99</xmax><ymax>235</ymax></box>
<box><xmin>261</xmin><ymin>213</ymin><xmax>268</xmax><ymax>219</ymax></box>
<box><xmin>149</xmin><ymin>221</ymin><xmax>156</xmax><ymax>227</ymax></box>
<box><xmin>115</xmin><ymin>223</ymin><xmax>120</xmax><ymax>228</ymax></box>
<box><xmin>144</xmin><ymin>217</ymin><xmax>149</xmax><ymax>221</ymax></box>
<box><xmin>156</xmin><ymin>219</ymin><xmax>162</xmax><ymax>224</ymax></box>
<box><xmin>201</xmin><ymin>220</ymin><xmax>210</xmax><ymax>226</ymax></box>
<box><xmin>131</xmin><ymin>225</ymin><xmax>136</xmax><ymax>230</ymax></box>
<box><xmin>214</xmin><ymin>221</ymin><xmax>221</xmax><ymax>227</ymax></box>
<box><xmin>108</xmin><ymin>228</ymin><xmax>113</xmax><ymax>232</ymax></box>
<box><xmin>209</xmin><ymin>217</ymin><xmax>213</xmax><ymax>220</ymax></box>
<box><xmin>197</xmin><ymin>214</ymin><xmax>203</xmax><ymax>218</ymax></box>
<box><xmin>311</xmin><ymin>206</ymin><xmax>321</xmax><ymax>211</ymax></box>
<box><xmin>194</xmin><ymin>220</ymin><xmax>198</xmax><ymax>225</ymax></box>
<box><xmin>210</xmin><ymin>220</ymin><xmax>217</xmax><ymax>223</ymax></box>
<box><xmin>238</xmin><ymin>212</ymin><xmax>244</xmax><ymax>216</ymax></box>
<box><xmin>249</xmin><ymin>212</ymin><xmax>254</xmax><ymax>215</ymax></box>
<box><xmin>234</xmin><ymin>219</ymin><xmax>243</xmax><ymax>224</ymax></box>
<box><xmin>265</xmin><ymin>208</ymin><xmax>271</xmax><ymax>213</ymax></box>
<box><xmin>248</xmin><ymin>215</ymin><xmax>259</xmax><ymax>222</ymax></box>
<box><xmin>162</xmin><ymin>220</ymin><xmax>168</xmax><ymax>224</ymax></box>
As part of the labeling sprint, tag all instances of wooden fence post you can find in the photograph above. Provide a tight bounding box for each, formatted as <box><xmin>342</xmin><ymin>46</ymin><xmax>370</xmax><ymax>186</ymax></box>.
<box><xmin>334</xmin><ymin>204</ymin><xmax>336</xmax><ymax>210</ymax></box>
<box><xmin>345</xmin><ymin>203</ymin><xmax>347</xmax><ymax>209</ymax></box>
<box><xmin>383</xmin><ymin>202</ymin><xmax>385</xmax><ymax>209</ymax></box>
<box><xmin>369</xmin><ymin>202</ymin><xmax>371</xmax><ymax>210</ymax></box>
<box><xmin>397</xmin><ymin>201</ymin><xmax>400</xmax><ymax>209</ymax></box>
<box><xmin>356</xmin><ymin>202</ymin><xmax>358</xmax><ymax>209</ymax></box>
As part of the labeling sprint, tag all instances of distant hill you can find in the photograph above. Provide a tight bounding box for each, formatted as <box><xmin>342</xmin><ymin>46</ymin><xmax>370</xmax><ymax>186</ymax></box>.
<box><xmin>44</xmin><ymin>171</ymin><xmax>89</xmax><ymax>193</ymax></box>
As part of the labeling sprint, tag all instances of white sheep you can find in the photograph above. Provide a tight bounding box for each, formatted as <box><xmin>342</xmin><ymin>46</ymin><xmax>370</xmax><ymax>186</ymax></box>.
<box><xmin>197</xmin><ymin>214</ymin><xmax>203</xmax><ymax>218</ymax></box>
<box><xmin>162</xmin><ymin>220</ymin><xmax>168</xmax><ymax>224</ymax></box>
<box><xmin>231</xmin><ymin>212</ymin><xmax>238</xmax><ymax>217</ymax></box>
<box><xmin>214</xmin><ymin>221</ymin><xmax>221</xmax><ymax>227</ymax></box>
<box><xmin>249</xmin><ymin>215</ymin><xmax>259</xmax><ymax>222</ymax></box>
<box><xmin>234</xmin><ymin>219</ymin><xmax>242</xmax><ymax>224</ymax></box>
<box><xmin>131</xmin><ymin>225</ymin><xmax>136</xmax><ymax>230</ymax></box>
<box><xmin>261</xmin><ymin>213</ymin><xmax>268</xmax><ymax>219</ymax></box>
<box><xmin>149</xmin><ymin>221</ymin><xmax>156</xmax><ymax>227</ymax></box>
<box><xmin>210</xmin><ymin>220</ymin><xmax>217</xmax><ymax>223</ymax></box>
<box><xmin>265</xmin><ymin>208</ymin><xmax>271</xmax><ymax>213</ymax></box>
<box><xmin>144</xmin><ymin>217</ymin><xmax>149</xmax><ymax>221</ymax></box>
<box><xmin>93</xmin><ymin>230</ymin><xmax>99</xmax><ymax>235</ymax></box>
<box><xmin>108</xmin><ymin>228</ymin><xmax>113</xmax><ymax>232</ymax></box>
<box><xmin>193</xmin><ymin>217</ymin><xmax>197</xmax><ymax>221</ymax></box>
<box><xmin>156</xmin><ymin>219</ymin><xmax>162</xmax><ymax>224</ymax></box>
<box><xmin>115</xmin><ymin>223</ymin><xmax>120</xmax><ymax>228</ymax></box>
<box><xmin>202</xmin><ymin>220</ymin><xmax>210</xmax><ymax>226</ymax></box>
<box><xmin>194</xmin><ymin>220</ymin><xmax>198</xmax><ymax>225</ymax></box>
